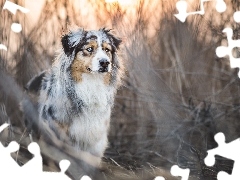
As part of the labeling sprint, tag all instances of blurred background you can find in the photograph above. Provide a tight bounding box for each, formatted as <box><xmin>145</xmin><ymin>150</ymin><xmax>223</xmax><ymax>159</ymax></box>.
<box><xmin>1</xmin><ymin>0</ymin><xmax>240</xmax><ymax>179</ymax></box>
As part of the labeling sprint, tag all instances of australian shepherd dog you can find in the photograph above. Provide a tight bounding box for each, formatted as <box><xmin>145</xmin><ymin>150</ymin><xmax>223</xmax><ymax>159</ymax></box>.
<box><xmin>26</xmin><ymin>28</ymin><xmax>124</xmax><ymax>163</ymax></box>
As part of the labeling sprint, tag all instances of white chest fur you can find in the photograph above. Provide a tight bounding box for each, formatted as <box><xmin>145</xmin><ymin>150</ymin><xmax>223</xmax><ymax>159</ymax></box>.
<box><xmin>75</xmin><ymin>73</ymin><xmax>114</xmax><ymax>109</ymax></box>
<box><xmin>68</xmin><ymin>73</ymin><xmax>115</xmax><ymax>156</ymax></box>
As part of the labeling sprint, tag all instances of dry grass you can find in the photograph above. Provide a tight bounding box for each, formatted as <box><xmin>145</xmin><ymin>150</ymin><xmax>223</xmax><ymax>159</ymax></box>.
<box><xmin>1</xmin><ymin>0</ymin><xmax>240</xmax><ymax>179</ymax></box>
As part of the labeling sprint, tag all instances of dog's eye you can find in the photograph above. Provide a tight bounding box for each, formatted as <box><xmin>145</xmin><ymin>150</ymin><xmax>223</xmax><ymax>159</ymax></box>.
<box><xmin>105</xmin><ymin>48</ymin><xmax>110</xmax><ymax>52</ymax></box>
<box><xmin>86</xmin><ymin>47</ymin><xmax>93</xmax><ymax>52</ymax></box>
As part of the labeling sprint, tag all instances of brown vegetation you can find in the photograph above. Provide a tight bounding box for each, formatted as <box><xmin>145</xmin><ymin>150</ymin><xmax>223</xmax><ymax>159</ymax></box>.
<box><xmin>1</xmin><ymin>0</ymin><xmax>240</xmax><ymax>179</ymax></box>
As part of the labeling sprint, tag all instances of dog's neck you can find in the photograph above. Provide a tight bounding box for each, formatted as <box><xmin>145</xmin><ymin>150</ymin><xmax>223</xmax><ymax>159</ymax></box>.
<box><xmin>74</xmin><ymin>73</ymin><xmax>115</xmax><ymax>107</ymax></box>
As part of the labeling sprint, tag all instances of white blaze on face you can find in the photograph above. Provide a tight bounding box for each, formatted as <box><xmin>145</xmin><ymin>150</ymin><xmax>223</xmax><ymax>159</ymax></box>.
<box><xmin>91</xmin><ymin>49</ymin><xmax>110</xmax><ymax>72</ymax></box>
<box><xmin>91</xmin><ymin>33</ymin><xmax>111</xmax><ymax>72</ymax></box>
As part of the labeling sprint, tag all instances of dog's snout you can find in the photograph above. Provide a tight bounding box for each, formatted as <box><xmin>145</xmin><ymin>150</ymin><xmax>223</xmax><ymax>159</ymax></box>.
<box><xmin>99</xmin><ymin>59</ymin><xmax>110</xmax><ymax>68</ymax></box>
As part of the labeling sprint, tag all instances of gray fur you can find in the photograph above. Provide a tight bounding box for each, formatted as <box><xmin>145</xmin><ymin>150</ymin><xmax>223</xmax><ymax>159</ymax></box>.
<box><xmin>35</xmin><ymin>28</ymin><xmax>124</xmax><ymax>162</ymax></box>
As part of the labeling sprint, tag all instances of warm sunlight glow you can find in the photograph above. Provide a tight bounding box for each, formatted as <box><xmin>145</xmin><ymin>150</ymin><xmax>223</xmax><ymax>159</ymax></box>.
<box><xmin>105</xmin><ymin>0</ymin><xmax>137</xmax><ymax>6</ymax></box>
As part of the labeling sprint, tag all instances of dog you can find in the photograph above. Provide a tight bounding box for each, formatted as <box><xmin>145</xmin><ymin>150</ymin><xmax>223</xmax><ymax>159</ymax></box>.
<box><xmin>25</xmin><ymin>28</ymin><xmax>124</xmax><ymax>162</ymax></box>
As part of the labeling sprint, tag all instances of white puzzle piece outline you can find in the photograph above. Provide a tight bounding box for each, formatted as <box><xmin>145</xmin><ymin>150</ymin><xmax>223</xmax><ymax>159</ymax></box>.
<box><xmin>204</xmin><ymin>132</ymin><xmax>240</xmax><ymax>180</ymax></box>
<box><xmin>0</xmin><ymin>1</ymin><xmax>30</xmax><ymax>51</ymax></box>
<box><xmin>3</xmin><ymin>0</ymin><xmax>29</xmax><ymax>15</ymax></box>
<box><xmin>174</xmin><ymin>0</ymin><xmax>226</xmax><ymax>22</ymax></box>
<box><xmin>170</xmin><ymin>165</ymin><xmax>190</xmax><ymax>180</ymax></box>
<box><xmin>0</xmin><ymin>44</ymin><xmax>7</xmax><ymax>51</ymax></box>
<box><xmin>0</xmin><ymin>1</ymin><xmax>237</xmax><ymax>180</ymax></box>
<box><xmin>233</xmin><ymin>11</ymin><xmax>240</xmax><ymax>23</ymax></box>
<box><xmin>2</xmin><ymin>0</ymin><xmax>29</xmax><ymax>33</ymax></box>
<box><xmin>80</xmin><ymin>175</ymin><xmax>93</xmax><ymax>180</ymax></box>
<box><xmin>0</xmin><ymin>123</ymin><xmax>93</xmax><ymax>180</ymax></box>
<box><xmin>154</xmin><ymin>176</ymin><xmax>166</xmax><ymax>180</ymax></box>
<box><xmin>0</xmin><ymin>123</ymin><xmax>21</xmax><ymax>179</ymax></box>
<box><xmin>215</xmin><ymin>26</ymin><xmax>240</xmax><ymax>78</ymax></box>
<box><xmin>0</xmin><ymin>2</ymin><xmax>92</xmax><ymax>179</ymax></box>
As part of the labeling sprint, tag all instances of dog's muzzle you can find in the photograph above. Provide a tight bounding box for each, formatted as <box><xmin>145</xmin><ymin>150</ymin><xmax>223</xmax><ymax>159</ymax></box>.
<box><xmin>99</xmin><ymin>59</ymin><xmax>110</xmax><ymax>73</ymax></box>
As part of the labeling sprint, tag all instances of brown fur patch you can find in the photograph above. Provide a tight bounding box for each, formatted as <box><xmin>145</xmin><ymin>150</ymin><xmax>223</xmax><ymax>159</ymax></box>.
<box><xmin>87</xmin><ymin>41</ymin><xmax>98</xmax><ymax>49</ymax></box>
<box><xmin>70</xmin><ymin>40</ymin><xmax>100</xmax><ymax>82</ymax></box>
<box><xmin>70</xmin><ymin>40</ymin><xmax>114</xmax><ymax>83</ymax></box>
<box><xmin>71</xmin><ymin>59</ymin><xmax>86</xmax><ymax>82</ymax></box>
<box><xmin>102</xmin><ymin>42</ymin><xmax>112</xmax><ymax>59</ymax></box>
<box><xmin>71</xmin><ymin>53</ymin><xmax>93</xmax><ymax>82</ymax></box>
<box><xmin>102</xmin><ymin>42</ymin><xmax>112</xmax><ymax>51</ymax></box>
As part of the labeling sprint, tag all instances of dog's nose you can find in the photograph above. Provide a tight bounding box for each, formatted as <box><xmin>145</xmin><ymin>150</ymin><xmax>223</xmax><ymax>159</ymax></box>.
<box><xmin>99</xmin><ymin>59</ymin><xmax>110</xmax><ymax>68</ymax></box>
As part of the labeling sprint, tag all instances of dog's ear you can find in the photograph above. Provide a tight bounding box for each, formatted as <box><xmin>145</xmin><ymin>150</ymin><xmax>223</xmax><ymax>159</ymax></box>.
<box><xmin>111</xmin><ymin>35</ymin><xmax>122</xmax><ymax>50</ymax></box>
<box><xmin>61</xmin><ymin>34</ymin><xmax>74</xmax><ymax>56</ymax></box>
<box><xmin>102</xmin><ymin>28</ymin><xmax>122</xmax><ymax>50</ymax></box>
<box><xmin>25</xmin><ymin>71</ymin><xmax>46</xmax><ymax>93</ymax></box>
<box><xmin>61</xmin><ymin>29</ymin><xmax>86</xmax><ymax>56</ymax></box>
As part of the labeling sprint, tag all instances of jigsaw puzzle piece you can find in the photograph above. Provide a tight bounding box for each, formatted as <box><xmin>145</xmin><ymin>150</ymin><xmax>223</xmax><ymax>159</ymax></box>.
<box><xmin>215</xmin><ymin>27</ymin><xmax>240</xmax><ymax>77</ymax></box>
<box><xmin>80</xmin><ymin>175</ymin><xmax>92</xmax><ymax>180</ymax></box>
<box><xmin>175</xmin><ymin>0</ymin><xmax>226</xmax><ymax>23</ymax></box>
<box><xmin>234</xmin><ymin>11</ymin><xmax>240</xmax><ymax>23</ymax></box>
<box><xmin>174</xmin><ymin>0</ymin><xmax>188</xmax><ymax>22</ymax></box>
<box><xmin>217</xmin><ymin>171</ymin><xmax>236</xmax><ymax>180</ymax></box>
<box><xmin>59</xmin><ymin>159</ymin><xmax>71</xmax><ymax>173</ymax></box>
<box><xmin>204</xmin><ymin>133</ymin><xmax>229</xmax><ymax>166</ymax></box>
<box><xmin>0</xmin><ymin>122</ymin><xmax>72</xmax><ymax>180</ymax></box>
<box><xmin>216</xmin><ymin>46</ymin><xmax>228</xmax><ymax>58</ymax></box>
<box><xmin>21</xmin><ymin>142</ymin><xmax>42</xmax><ymax>173</ymax></box>
<box><xmin>3</xmin><ymin>0</ymin><xmax>29</xmax><ymax>15</ymax></box>
<box><xmin>215</xmin><ymin>0</ymin><xmax>226</xmax><ymax>13</ymax></box>
<box><xmin>0</xmin><ymin>141</ymin><xmax>20</xmax><ymax>168</ymax></box>
<box><xmin>0</xmin><ymin>140</ymin><xmax>21</xmax><ymax>178</ymax></box>
<box><xmin>0</xmin><ymin>123</ymin><xmax>22</xmax><ymax>180</ymax></box>
<box><xmin>204</xmin><ymin>132</ymin><xmax>226</xmax><ymax>166</ymax></box>
<box><xmin>41</xmin><ymin>160</ymin><xmax>71</xmax><ymax>180</ymax></box>
<box><xmin>205</xmin><ymin>132</ymin><xmax>240</xmax><ymax>179</ymax></box>
<box><xmin>0</xmin><ymin>44</ymin><xmax>7</xmax><ymax>51</ymax></box>
<box><xmin>0</xmin><ymin>124</ymin><xmax>19</xmax><ymax>169</ymax></box>
<box><xmin>154</xmin><ymin>176</ymin><xmax>165</xmax><ymax>180</ymax></box>
<box><xmin>170</xmin><ymin>165</ymin><xmax>190</xmax><ymax>180</ymax></box>
<box><xmin>174</xmin><ymin>0</ymin><xmax>205</xmax><ymax>22</ymax></box>
<box><xmin>0</xmin><ymin>123</ymin><xmax>9</xmax><ymax>132</ymax></box>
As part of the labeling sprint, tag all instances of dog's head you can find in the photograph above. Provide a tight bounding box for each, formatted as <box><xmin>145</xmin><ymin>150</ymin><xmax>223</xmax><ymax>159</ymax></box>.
<box><xmin>61</xmin><ymin>28</ymin><xmax>122</xmax><ymax>77</ymax></box>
